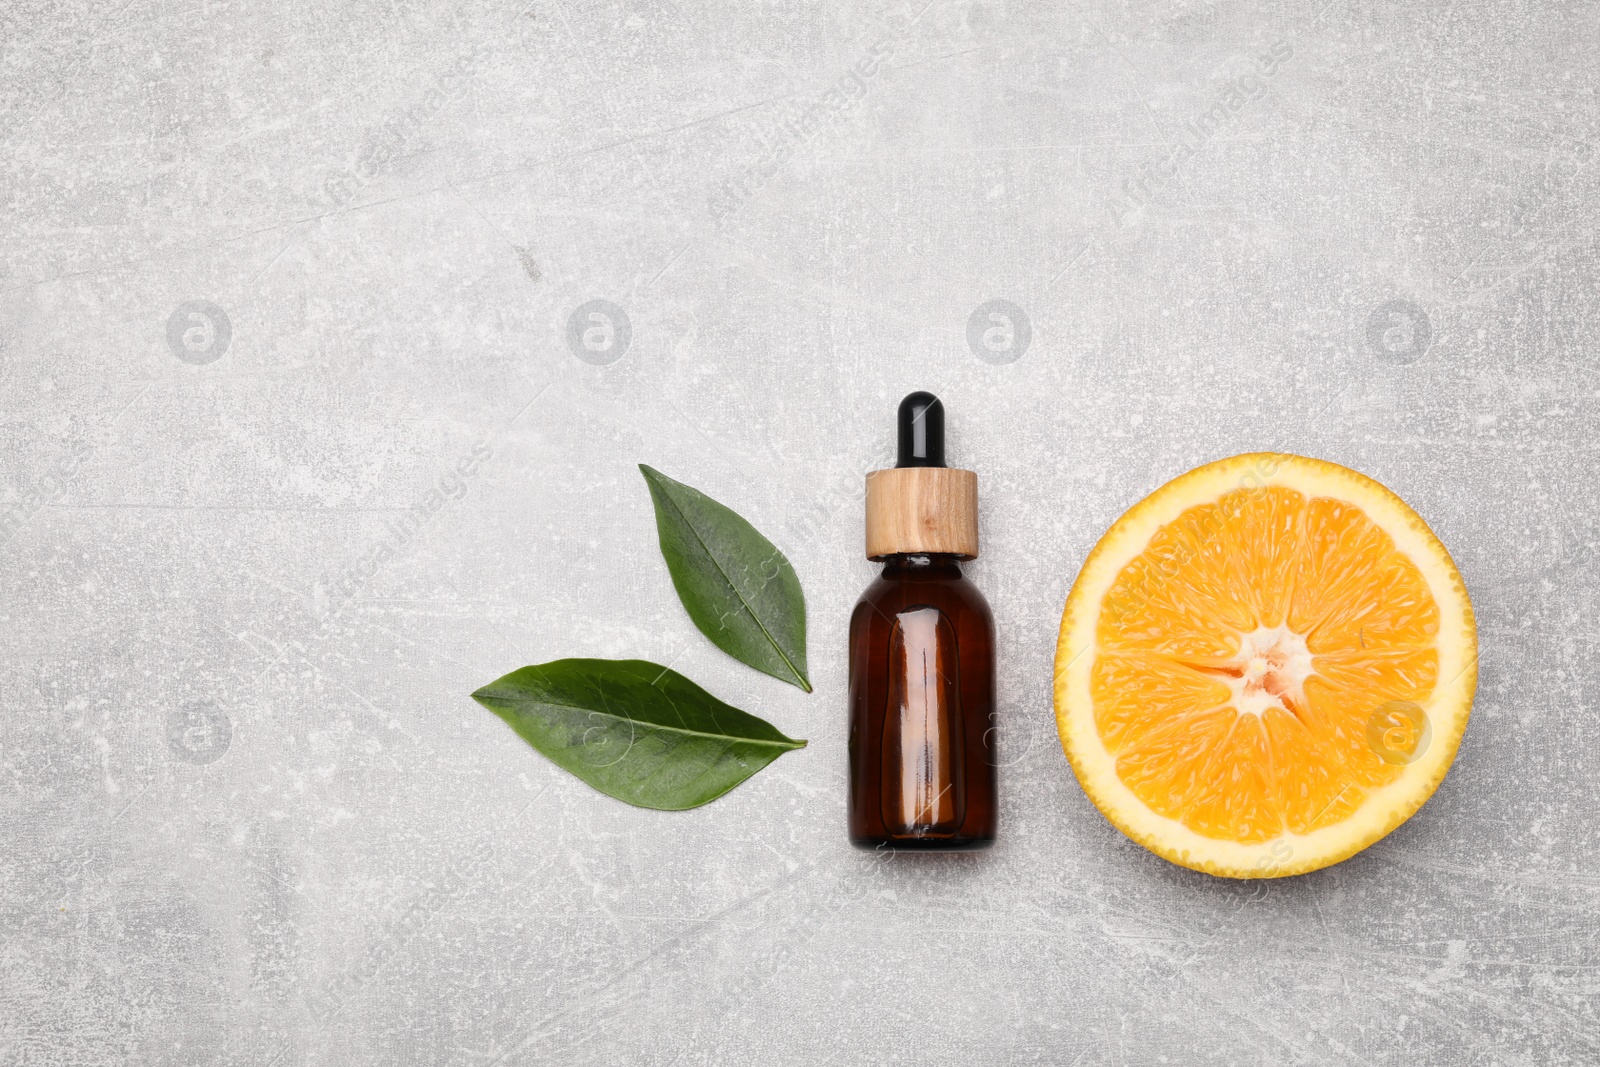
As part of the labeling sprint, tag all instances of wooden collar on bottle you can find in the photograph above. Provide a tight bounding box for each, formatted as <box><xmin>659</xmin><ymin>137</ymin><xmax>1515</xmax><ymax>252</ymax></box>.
<box><xmin>864</xmin><ymin>467</ymin><xmax>979</xmax><ymax>560</ymax></box>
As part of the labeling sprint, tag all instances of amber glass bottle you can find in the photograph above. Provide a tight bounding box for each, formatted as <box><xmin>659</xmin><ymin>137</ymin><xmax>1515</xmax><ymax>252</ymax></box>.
<box><xmin>848</xmin><ymin>393</ymin><xmax>996</xmax><ymax>850</ymax></box>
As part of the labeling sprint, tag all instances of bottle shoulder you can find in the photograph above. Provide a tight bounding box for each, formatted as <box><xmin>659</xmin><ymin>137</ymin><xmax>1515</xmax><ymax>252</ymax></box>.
<box><xmin>854</xmin><ymin>568</ymin><xmax>993</xmax><ymax>619</ymax></box>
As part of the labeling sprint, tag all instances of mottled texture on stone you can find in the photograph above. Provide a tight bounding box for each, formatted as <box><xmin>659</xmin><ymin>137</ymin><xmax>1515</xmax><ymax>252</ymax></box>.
<box><xmin>2</xmin><ymin>0</ymin><xmax>1598</xmax><ymax>1064</ymax></box>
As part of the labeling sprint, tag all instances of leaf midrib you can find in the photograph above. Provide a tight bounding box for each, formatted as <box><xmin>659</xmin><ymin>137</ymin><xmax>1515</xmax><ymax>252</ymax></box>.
<box><xmin>476</xmin><ymin>691</ymin><xmax>806</xmax><ymax>751</ymax></box>
<box><xmin>653</xmin><ymin>475</ymin><xmax>810</xmax><ymax>692</ymax></box>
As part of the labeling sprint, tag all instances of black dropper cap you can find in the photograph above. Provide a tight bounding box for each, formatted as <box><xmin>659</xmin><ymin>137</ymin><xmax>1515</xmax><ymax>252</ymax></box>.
<box><xmin>896</xmin><ymin>391</ymin><xmax>945</xmax><ymax>468</ymax></box>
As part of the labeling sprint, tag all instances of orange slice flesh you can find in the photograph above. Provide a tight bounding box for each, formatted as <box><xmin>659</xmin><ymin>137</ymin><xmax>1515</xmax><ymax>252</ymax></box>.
<box><xmin>1055</xmin><ymin>454</ymin><xmax>1476</xmax><ymax>878</ymax></box>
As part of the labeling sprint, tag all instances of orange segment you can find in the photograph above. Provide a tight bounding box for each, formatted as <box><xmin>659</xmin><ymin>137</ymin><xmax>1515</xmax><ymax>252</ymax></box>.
<box><xmin>1258</xmin><ymin>707</ymin><xmax>1363</xmax><ymax>835</ymax></box>
<box><xmin>1090</xmin><ymin>653</ymin><xmax>1230</xmax><ymax>753</ymax></box>
<box><xmin>1056</xmin><ymin>453</ymin><xmax>1476</xmax><ymax>878</ymax></box>
<box><xmin>1291</xmin><ymin>497</ymin><xmax>1441</xmax><ymax>652</ymax></box>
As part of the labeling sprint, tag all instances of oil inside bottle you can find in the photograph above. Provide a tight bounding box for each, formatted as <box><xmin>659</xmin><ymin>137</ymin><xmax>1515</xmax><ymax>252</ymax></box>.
<box><xmin>881</xmin><ymin>605</ymin><xmax>965</xmax><ymax>836</ymax></box>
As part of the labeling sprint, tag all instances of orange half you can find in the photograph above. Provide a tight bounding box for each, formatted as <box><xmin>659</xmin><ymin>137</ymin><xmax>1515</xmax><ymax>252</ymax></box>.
<box><xmin>1054</xmin><ymin>453</ymin><xmax>1476</xmax><ymax>877</ymax></box>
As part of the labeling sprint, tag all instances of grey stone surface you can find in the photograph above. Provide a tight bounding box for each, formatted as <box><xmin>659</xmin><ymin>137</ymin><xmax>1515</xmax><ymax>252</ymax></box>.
<box><xmin>2</xmin><ymin>0</ymin><xmax>1597</xmax><ymax>1063</ymax></box>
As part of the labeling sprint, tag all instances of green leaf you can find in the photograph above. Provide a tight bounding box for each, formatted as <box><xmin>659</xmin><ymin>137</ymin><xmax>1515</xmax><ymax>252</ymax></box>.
<box><xmin>639</xmin><ymin>464</ymin><xmax>811</xmax><ymax>692</ymax></box>
<box><xmin>471</xmin><ymin>658</ymin><xmax>806</xmax><ymax>810</ymax></box>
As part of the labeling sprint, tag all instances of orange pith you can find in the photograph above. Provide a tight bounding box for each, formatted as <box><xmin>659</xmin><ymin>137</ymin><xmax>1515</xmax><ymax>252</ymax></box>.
<box><xmin>1092</xmin><ymin>484</ymin><xmax>1441</xmax><ymax>844</ymax></box>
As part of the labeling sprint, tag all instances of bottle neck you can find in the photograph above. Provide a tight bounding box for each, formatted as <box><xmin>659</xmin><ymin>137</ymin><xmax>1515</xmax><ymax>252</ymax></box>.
<box><xmin>879</xmin><ymin>553</ymin><xmax>965</xmax><ymax>579</ymax></box>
